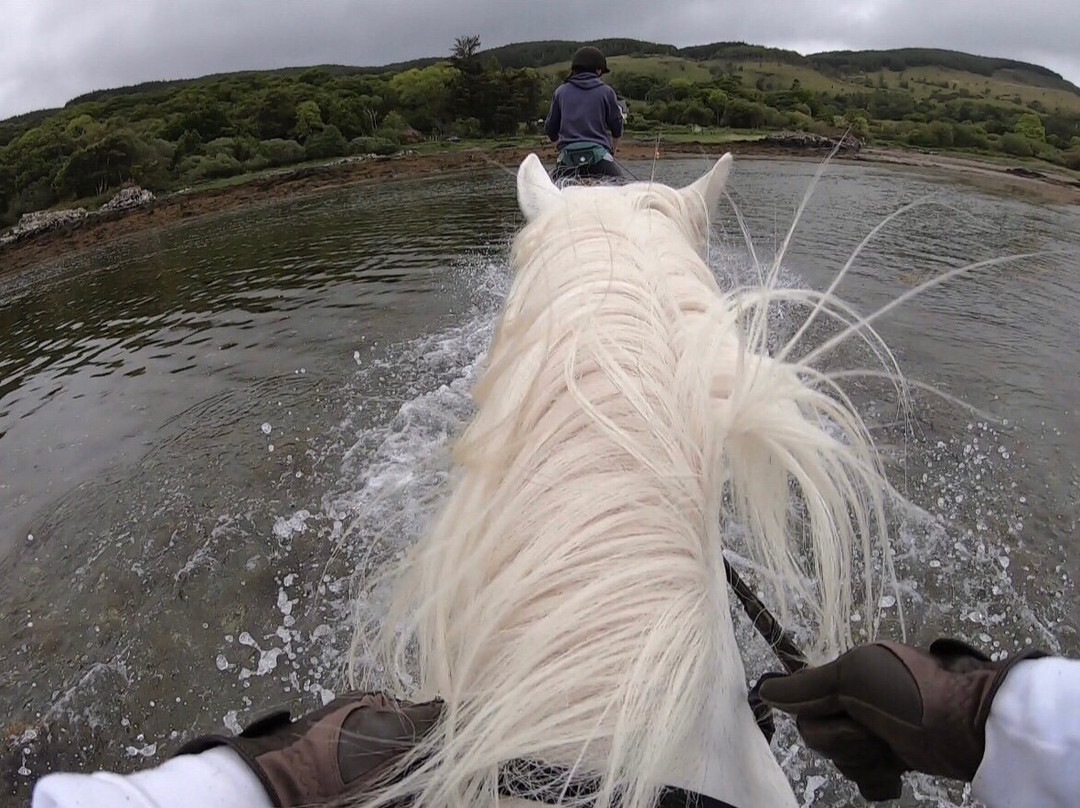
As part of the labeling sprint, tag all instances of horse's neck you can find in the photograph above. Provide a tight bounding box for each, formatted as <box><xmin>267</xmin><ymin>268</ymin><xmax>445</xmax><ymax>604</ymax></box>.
<box><xmin>662</xmin><ymin>635</ymin><xmax>799</xmax><ymax>808</ymax></box>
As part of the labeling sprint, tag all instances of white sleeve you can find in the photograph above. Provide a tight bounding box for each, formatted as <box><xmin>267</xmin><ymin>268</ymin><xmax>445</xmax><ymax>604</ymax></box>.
<box><xmin>972</xmin><ymin>657</ymin><xmax>1080</xmax><ymax>808</ymax></box>
<box><xmin>31</xmin><ymin>747</ymin><xmax>273</xmax><ymax>808</ymax></box>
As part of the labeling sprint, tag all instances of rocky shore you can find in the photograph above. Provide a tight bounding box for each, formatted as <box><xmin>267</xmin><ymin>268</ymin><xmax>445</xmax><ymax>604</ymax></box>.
<box><xmin>2</xmin><ymin>138</ymin><xmax>1077</xmax><ymax>277</ymax></box>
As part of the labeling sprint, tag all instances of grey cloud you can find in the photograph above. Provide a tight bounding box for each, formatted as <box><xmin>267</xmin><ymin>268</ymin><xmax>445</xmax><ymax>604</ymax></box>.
<box><xmin>1</xmin><ymin>0</ymin><xmax>1077</xmax><ymax>120</ymax></box>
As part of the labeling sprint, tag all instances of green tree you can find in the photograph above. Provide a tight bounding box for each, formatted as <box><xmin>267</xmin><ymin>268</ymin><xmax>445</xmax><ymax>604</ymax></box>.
<box><xmin>452</xmin><ymin>35</ymin><xmax>481</xmax><ymax>61</ymax></box>
<box><xmin>258</xmin><ymin>138</ymin><xmax>305</xmax><ymax>166</ymax></box>
<box><xmin>171</xmin><ymin>129</ymin><xmax>203</xmax><ymax>167</ymax></box>
<box><xmin>294</xmin><ymin>100</ymin><xmax>325</xmax><ymax>142</ymax></box>
<box><xmin>348</xmin><ymin>136</ymin><xmax>399</xmax><ymax>156</ymax></box>
<box><xmin>64</xmin><ymin>114</ymin><xmax>107</xmax><ymax>143</ymax></box>
<box><xmin>705</xmin><ymin>90</ymin><xmax>729</xmax><ymax>125</ymax></box>
<box><xmin>379</xmin><ymin>111</ymin><xmax>410</xmax><ymax>142</ymax></box>
<box><xmin>171</xmin><ymin>94</ymin><xmax>231</xmax><ymax>141</ymax></box>
<box><xmin>389</xmin><ymin>65</ymin><xmax>459</xmax><ymax>132</ymax></box>
<box><xmin>722</xmin><ymin>98</ymin><xmax>768</xmax><ymax>129</ymax></box>
<box><xmin>1000</xmin><ymin>132</ymin><xmax>1034</xmax><ymax>156</ymax></box>
<box><xmin>952</xmin><ymin>123</ymin><xmax>989</xmax><ymax>149</ymax></box>
<box><xmin>842</xmin><ymin>109</ymin><xmax>871</xmax><ymax>139</ymax></box>
<box><xmin>255</xmin><ymin>89</ymin><xmax>297</xmax><ymax>140</ymax></box>
<box><xmin>305</xmin><ymin>124</ymin><xmax>347</xmax><ymax>159</ymax></box>
<box><xmin>0</xmin><ymin>162</ymin><xmax>15</xmax><ymax>217</ymax></box>
<box><xmin>54</xmin><ymin>132</ymin><xmax>143</xmax><ymax>197</ymax></box>
<box><xmin>1014</xmin><ymin>112</ymin><xmax>1046</xmax><ymax>142</ymax></box>
<box><xmin>298</xmin><ymin>68</ymin><xmax>333</xmax><ymax>86</ymax></box>
<box><xmin>666</xmin><ymin>77</ymin><xmax>695</xmax><ymax>101</ymax></box>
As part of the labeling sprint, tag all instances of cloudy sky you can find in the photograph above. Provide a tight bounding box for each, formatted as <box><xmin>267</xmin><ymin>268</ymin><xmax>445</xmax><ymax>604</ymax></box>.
<box><xmin>1</xmin><ymin>0</ymin><xmax>1077</xmax><ymax>120</ymax></box>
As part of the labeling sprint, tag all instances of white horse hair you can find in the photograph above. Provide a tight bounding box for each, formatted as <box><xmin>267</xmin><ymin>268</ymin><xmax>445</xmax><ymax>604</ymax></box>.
<box><xmin>350</xmin><ymin>152</ymin><xmax>897</xmax><ymax>808</ymax></box>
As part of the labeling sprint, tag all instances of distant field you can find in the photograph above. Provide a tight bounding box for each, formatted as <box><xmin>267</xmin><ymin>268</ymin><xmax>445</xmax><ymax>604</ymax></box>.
<box><xmin>538</xmin><ymin>52</ymin><xmax>1080</xmax><ymax>117</ymax></box>
<box><xmin>883</xmin><ymin>66</ymin><xmax>1080</xmax><ymax>113</ymax></box>
<box><xmin>540</xmin><ymin>54</ymin><xmax>714</xmax><ymax>82</ymax></box>
<box><xmin>722</xmin><ymin>60</ymin><xmax>859</xmax><ymax>94</ymax></box>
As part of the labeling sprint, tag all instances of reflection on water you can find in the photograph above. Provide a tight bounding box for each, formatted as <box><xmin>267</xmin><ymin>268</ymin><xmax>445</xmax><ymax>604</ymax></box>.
<box><xmin>0</xmin><ymin>160</ymin><xmax>1078</xmax><ymax>807</ymax></box>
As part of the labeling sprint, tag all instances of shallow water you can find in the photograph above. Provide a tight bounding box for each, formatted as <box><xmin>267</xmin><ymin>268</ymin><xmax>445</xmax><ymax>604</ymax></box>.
<box><xmin>1</xmin><ymin>159</ymin><xmax>1078</xmax><ymax>806</ymax></box>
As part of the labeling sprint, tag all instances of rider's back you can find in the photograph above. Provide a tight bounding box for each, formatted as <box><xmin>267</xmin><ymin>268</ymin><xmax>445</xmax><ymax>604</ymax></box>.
<box><xmin>545</xmin><ymin>74</ymin><xmax>623</xmax><ymax>152</ymax></box>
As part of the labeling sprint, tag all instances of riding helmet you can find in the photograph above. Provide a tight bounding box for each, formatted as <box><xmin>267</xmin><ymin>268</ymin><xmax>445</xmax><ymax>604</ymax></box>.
<box><xmin>571</xmin><ymin>46</ymin><xmax>610</xmax><ymax>75</ymax></box>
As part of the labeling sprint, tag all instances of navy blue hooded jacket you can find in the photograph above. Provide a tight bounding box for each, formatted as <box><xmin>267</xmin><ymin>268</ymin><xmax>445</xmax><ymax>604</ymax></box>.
<box><xmin>544</xmin><ymin>73</ymin><xmax>625</xmax><ymax>152</ymax></box>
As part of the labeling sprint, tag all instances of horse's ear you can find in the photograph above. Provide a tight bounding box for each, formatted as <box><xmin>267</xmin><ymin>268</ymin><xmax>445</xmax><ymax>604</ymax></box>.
<box><xmin>517</xmin><ymin>153</ymin><xmax>562</xmax><ymax>221</ymax></box>
<box><xmin>681</xmin><ymin>152</ymin><xmax>733</xmax><ymax>214</ymax></box>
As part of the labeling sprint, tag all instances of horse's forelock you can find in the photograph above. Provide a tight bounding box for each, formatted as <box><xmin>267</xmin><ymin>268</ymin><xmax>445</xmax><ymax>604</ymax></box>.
<box><xmin>519</xmin><ymin>182</ymin><xmax>709</xmax><ymax>257</ymax></box>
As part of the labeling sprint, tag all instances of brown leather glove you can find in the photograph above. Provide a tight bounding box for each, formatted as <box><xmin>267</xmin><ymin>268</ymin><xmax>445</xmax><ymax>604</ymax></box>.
<box><xmin>758</xmin><ymin>639</ymin><xmax>1047</xmax><ymax>802</ymax></box>
<box><xmin>173</xmin><ymin>691</ymin><xmax>442</xmax><ymax>807</ymax></box>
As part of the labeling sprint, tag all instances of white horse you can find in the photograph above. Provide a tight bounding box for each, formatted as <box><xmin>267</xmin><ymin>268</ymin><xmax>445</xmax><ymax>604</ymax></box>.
<box><xmin>353</xmin><ymin>153</ymin><xmax>894</xmax><ymax>808</ymax></box>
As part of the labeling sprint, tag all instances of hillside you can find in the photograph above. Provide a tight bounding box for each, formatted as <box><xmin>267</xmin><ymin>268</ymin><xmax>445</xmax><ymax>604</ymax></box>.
<box><xmin>2</xmin><ymin>37</ymin><xmax>1079</xmax><ymax>228</ymax></box>
<box><xmin>522</xmin><ymin>42</ymin><xmax>1080</xmax><ymax>114</ymax></box>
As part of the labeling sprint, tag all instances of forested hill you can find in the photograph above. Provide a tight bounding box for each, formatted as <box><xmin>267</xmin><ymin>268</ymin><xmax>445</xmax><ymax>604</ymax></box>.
<box><xmin>3</xmin><ymin>36</ymin><xmax>1079</xmax><ymax>227</ymax></box>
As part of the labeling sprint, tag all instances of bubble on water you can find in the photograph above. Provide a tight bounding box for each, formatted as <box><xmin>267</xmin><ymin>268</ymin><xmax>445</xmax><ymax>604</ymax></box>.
<box><xmin>272</xmin><ymin>510</ymin><xmax>312</xmax><ymax>541</ymax></box>
<box><xmin>255</xmin><ymin>648</ymin><xmax>284</xmax><ymax>676</ymax></box>
<box><xmin>878</xmin><ymin>595</ymin><xmax>896</xmax><ymax>609</ymax></box>
<box><xmin>215</xmin><ymin>654</ymin><xmax>229</xmax><ymax>671</ymax></box>
<box><xmin>802</xmin><ymin>775</ymin><xmax>827</xmax><ymax>805</ymax></box>
<box><xmin>223</xmin><ymin>711</ymin><xmax>242</xmax><ymax>734</ymax></box>
<box><xmin>260</xmin><ymin>422</ymin><xmax>272</xmax><ymax>435</ymax></box>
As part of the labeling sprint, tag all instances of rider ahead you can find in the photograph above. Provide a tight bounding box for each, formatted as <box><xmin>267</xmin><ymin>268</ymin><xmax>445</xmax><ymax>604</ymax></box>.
<box><xmin>544</xmin><ymin>46</ymin><xmax>628</xmax><ymax>181</ymax></box>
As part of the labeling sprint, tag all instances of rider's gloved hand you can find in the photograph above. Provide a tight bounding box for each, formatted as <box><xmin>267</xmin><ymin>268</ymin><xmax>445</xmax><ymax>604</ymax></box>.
<box><xmin>173</xmin><ymin>691</ymin><xmax>442</xmax><ymax>807</ymax></box>
<box><xmin>758</xmin><ymin>639</ymin><xmax>1047</xmax><ymax>802</ymax></box>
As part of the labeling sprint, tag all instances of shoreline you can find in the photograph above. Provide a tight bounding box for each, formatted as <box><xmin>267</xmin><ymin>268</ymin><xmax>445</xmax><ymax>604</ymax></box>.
<box><xmin>2</xmin><ymin>139</ymin><xmax>1078</xmax><ymax>277</ymax></box>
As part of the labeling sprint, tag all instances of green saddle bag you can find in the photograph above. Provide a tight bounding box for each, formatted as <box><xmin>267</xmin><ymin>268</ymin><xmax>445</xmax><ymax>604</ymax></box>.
<box><xmin>557</xmin><ymin>142</ymin><xmax>610</xmax><ymax>167</ymax></box>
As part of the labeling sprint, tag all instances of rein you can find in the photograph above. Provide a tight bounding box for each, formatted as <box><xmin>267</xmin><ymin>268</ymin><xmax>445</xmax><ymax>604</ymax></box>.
<box><xmin>723</xmin><ymin>557</ymin><xmax>806</xmax><ymax>744</ymax></box>
<box><xmin>723</xmin><ymin>558</ymin><xmax>806</xmax><ymax>675</ymax></box>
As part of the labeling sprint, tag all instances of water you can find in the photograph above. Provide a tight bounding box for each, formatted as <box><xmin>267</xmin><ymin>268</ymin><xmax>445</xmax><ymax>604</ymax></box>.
<box><xmin>1</xmin><ymin>159</ymin><xmax>1078</xmax><ymax>806</ymax></box>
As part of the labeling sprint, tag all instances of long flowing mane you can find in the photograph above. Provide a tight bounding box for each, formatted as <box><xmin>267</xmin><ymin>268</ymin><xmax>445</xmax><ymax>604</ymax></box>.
<box><xmin>350</xmin><ymin>153</ymin><xmax>893</xmax><ymax>808</ymax></box>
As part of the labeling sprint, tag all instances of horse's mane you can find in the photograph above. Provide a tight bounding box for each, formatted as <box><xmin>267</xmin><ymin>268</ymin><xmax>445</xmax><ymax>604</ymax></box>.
<box><xmin>348</xmin><ymin>155</ymin><xmax>892</xmax><ymax>808</ymax></box>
